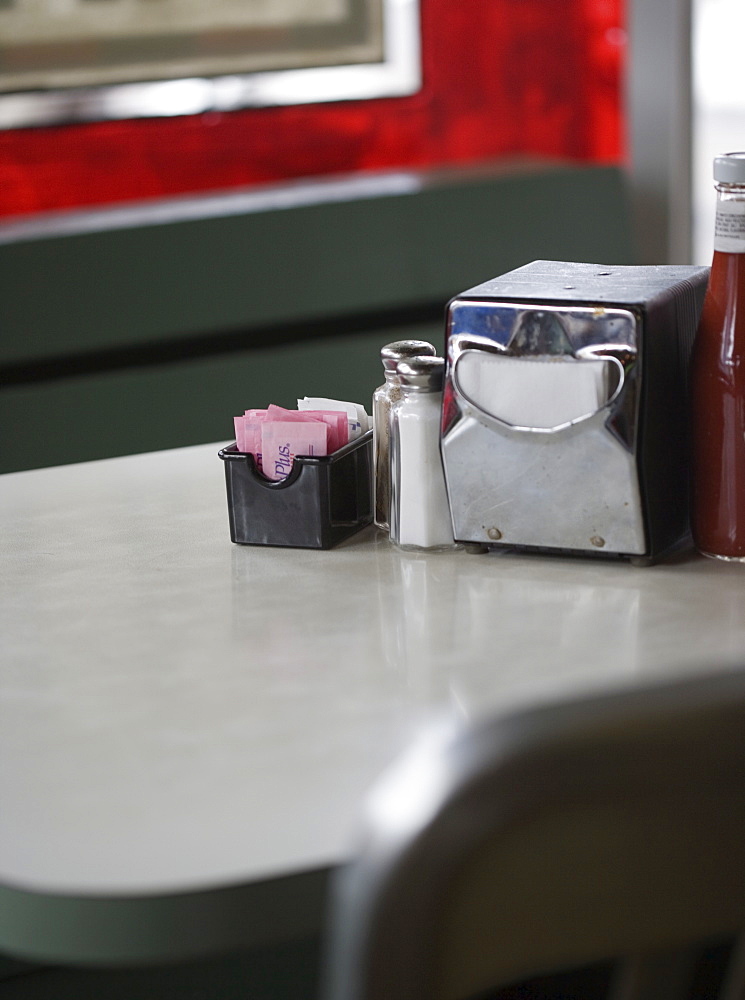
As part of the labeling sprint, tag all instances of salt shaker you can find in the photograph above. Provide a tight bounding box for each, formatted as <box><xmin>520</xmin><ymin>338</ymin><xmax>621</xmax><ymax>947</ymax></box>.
<box><xmin>389</xmin><ymin>356</ymin><xmax>456</xmax><ymax>550</ymax></box>
<box><xmin>372</xmin><ymin>340</ymin><xmax>436</xmax><ymax>529</ymax></box>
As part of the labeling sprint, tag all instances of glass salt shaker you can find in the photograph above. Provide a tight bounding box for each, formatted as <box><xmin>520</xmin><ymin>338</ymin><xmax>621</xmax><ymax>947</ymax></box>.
<box><xmin>389</xmin><ymin>356</ymin><xmax>457</xmax><ymax>550</ymax></box>
<box><xmin>373</xmin><ymin>340</ymin><xmax>436</xmax><ymax>529</ymax></box>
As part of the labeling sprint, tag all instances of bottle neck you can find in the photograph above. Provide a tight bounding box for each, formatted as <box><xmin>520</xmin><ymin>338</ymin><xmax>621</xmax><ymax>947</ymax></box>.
<box><xmin>712</xmin><ymin>181</ymin><xmax>745</xmax><ymax>260</ymax></box>
<box><xmin>716</xmin><ymin>181</ymin><xmax>745</xmax><ymax>203</ymax></box>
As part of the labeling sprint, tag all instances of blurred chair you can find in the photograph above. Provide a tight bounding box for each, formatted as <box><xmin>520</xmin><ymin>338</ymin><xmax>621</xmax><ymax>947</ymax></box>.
<box><xmin>323</xmin><ymin>670</ymin><xmax>745</xmax><ymax>1000</ymax></box>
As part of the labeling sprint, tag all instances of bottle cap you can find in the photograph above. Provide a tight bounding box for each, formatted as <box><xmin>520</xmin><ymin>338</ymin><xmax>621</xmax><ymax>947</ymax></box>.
<box><xmin>381</xmin><ymin>340</ymin><xmax>436</xmax><ymax>372</ymax></box>
<box><xmin>396</xmin><ymin>356</ymin><xmax>445</xmax><ymax>391</ymax></box>
<box><xmin>714</xmin><ymin>153</ymin><xmax>745</xmax><ymax>183</ymax></box>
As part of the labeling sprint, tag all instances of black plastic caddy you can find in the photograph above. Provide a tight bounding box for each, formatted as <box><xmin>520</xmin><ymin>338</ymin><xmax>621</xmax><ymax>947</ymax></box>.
<box><xmin>219</xmin><ymin>431</ymin><xmax>373</xmax><ymax>549</ymax></box>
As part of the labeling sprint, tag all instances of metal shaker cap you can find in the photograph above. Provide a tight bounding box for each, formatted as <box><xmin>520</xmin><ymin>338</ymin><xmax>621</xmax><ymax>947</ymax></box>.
<box><xmin>381</xmin><ymin>340</ymin><xmax>436</xmax><ymax>372</ymax></box>
<box><xmin>714</xmin><ymin>152</ymin><xmax>745</xmax><ymax>183</ymax></box>
<box><xmin>396</xmin><ymin>356</ymin><xmax>445</xmax><ymax>391</ymax></box>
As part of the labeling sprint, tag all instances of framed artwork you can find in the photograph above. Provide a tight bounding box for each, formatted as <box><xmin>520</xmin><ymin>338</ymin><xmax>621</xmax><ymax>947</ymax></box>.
<box><xmin>0</xmin><ymin>0</ymin><xmax>625</xmax><ymax>219</ymax></box>
<box><xmin>0</xmin><ymin>0</ymin><xmax>420</xmax><ymax>127</ymax></box>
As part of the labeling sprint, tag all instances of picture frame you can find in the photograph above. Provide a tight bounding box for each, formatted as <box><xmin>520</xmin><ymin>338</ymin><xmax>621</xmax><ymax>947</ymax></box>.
<box><xmin>0</xmin><ymin>0</ymin><xmax>420</xmax><ymax>128</ymax></box>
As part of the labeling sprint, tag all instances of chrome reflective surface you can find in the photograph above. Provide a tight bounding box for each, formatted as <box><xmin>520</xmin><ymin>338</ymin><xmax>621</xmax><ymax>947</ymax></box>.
<box><xmin>0</xmin><ymin>0</ymin><xmax>420</xmax><ymax>129</ymax></box>
<box><xmin>441</xmin><ymin>300</ymin><xmax>647</xmax><ymax>556</ymax></box>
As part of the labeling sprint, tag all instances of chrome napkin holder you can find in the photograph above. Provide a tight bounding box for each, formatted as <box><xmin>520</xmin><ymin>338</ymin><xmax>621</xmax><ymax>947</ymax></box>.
<box><xmin>440</xmin><ymin>260</ymin><xmax>710</xmax><ymax>563</ymax></box>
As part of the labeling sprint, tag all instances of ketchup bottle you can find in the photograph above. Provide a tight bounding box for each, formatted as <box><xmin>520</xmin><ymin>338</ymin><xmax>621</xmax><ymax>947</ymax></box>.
<box><xmin>691</xmin><ymin>152</ymin><xmax>745</xmax><ymax>561</ymax></box>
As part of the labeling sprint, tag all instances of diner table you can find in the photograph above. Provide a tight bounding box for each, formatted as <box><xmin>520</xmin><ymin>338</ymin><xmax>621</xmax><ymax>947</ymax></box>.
<box><xmin>2</xmin><ymin>442</ymin><xmax>745</xmax><ymax>990</ymax></box>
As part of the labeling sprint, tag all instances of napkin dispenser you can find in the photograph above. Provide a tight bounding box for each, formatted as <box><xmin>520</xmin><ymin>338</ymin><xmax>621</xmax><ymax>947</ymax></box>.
<box><xmin>440</xmin><ymin>261</ymin><xmax>710</xmax><ymax>562</ymax></box>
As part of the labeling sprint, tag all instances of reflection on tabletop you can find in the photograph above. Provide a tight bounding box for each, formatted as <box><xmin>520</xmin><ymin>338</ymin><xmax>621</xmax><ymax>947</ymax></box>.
<box><xmin>231</xmin><ymin>525</ymin><xmax>745</xmax><ymax>733</ymax></box>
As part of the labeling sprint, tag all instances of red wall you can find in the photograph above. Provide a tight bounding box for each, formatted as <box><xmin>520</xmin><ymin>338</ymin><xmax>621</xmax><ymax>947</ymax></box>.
<box><xmin>0</xmin><ymin>0</ymin><xmax>625</xmax><ymax>219</ymax></box>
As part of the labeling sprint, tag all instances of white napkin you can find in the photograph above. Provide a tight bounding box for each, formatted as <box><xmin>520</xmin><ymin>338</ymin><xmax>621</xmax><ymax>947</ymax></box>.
<box><xmin>455</xmin><ymin>352</ymin><xmax>612</xmax><ymax>430</ymax></box>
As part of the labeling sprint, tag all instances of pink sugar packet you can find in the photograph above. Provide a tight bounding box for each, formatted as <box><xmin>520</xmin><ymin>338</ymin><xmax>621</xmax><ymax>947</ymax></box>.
<box><xmin>261</xmin><ymin>420</ymin><xmax>328</xmax><ymax>481</ymax></box>
<box><xmin>233</xmin><ymin>409</ymin><xmax>268</xmax><ymax>471</ymax></box>
<box><xmin>316</xmin><ymin>410</ymin><xmax>349</xmax><ymax>452</ymax></box>
<box><xmin>265</xmin><ymin>405</ymin><xmax>348</xmax><ymax>453</ymax></box>
<box><xmin>243</xmin><ymin>409</ymin><xmax>268</xmax><ymax>471</ymax></box>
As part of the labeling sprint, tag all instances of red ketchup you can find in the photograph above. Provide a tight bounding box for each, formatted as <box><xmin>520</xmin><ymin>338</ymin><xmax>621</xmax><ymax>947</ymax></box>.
<box><xmin>691</xmin><ymin>152</ymin><xmax>745</xmax><ymax>561</ymax></box>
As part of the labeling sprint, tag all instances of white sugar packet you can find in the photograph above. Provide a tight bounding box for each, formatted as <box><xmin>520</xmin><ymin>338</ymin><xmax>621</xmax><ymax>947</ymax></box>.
<box><xmin>297</xmin><ymin>397</ymin><xmax>370</xmax><ymax>438</ymax></box>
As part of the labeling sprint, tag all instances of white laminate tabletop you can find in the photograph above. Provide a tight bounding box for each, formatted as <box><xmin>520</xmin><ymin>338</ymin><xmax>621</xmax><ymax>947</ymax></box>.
<box><xmin>2</xmin><ymin>443</ymin><xmax>745</xmax><ymax>959</ymax></box>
